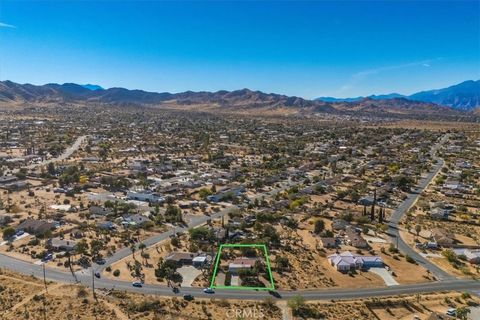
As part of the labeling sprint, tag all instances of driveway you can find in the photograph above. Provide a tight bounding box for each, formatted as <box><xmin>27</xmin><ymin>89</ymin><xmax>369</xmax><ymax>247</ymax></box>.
<box><xmin>231</xmin><ymin>275</ymin><xmax>240</xmax><ymax>286</ymax></box>
<box><xmin>369</xmin><ymin>267</ymin><xmax>399</xmax><ymax>286</ymax></box>
<box><xmin>177</xmin><ymin>266</ymin><xmax>202</xmax><ymax>287</ymax></box>
<box><xmin>468</xmin><ymin>306</ymin><xmax>480</xmax><ymax>320</ymax></box>
<box><xmin>363</xmin><ymin>235</ymin><xmax>387</xmax><ymax>244</ymax></box>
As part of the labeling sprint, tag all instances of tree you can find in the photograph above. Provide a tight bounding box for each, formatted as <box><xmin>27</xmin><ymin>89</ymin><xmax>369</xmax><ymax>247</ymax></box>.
<box><xmin>2</xmin><ymin>227</ymin><xmax>15</xmax><ymax>240</ymax></box>
<box><xmin>276</xmin><ymin>256</ymin><xmax>290</xmax><ymax>272</ymax></box>
<box><xmin>90</xmin><ymin>239</ymin><xmax>104</xmax><ymax>258</ymax></box>
<box><xmin>189</xmin><ymin>227</ymin><xmax>215</xmax><ymax>243</ymax></box>
<box><xmin>165</xmin><ymin>205</ymin><xmax>183</xmax><ymax>223</ymax></box>
<box><xmin>155</xmin><ymin>259</ymin><xmax>182</xmax><ymax>284</ymax></box>
<box><xmin>198</xmin><ymin>188</ymin><xmax>212</xmax><ymax>199</ymax></box>
<box><xmin>47</xmin><ymin>162</ymin><xmax>56</xmax><ymax>176</ymax></box>
<box><xmin>415</xmin><ymin>224</ymin><xmax>422</xmax><ymax>236</ymax></box>
<box><xmin>76</xmin><ymin>239</ymin><xmax>89</xmax><ymax>255</ymax></box>
<box><xmin>170</xmin><ymin>236</ymin><xmax>180</xmax><ymax>247</ymax></box>
<box><xmin>287</xmin><ymin>295</ymin><xmax>306</xmax><ymax>313</ymax></box>
<box><xmin>396</xmin><ymin>175</ymin><xmax>414</xmax><ymax>192</ymax></box>
<box><xmin>456</xmin><ymin>306</ymin><xmax>471</xmax><ymax>320</ymax></box>
<box><xmin>138</xmin><ymin>242</ymin><xmax>146</xmax><ymax>254</ymax></box>
<box><xmin>314</xmin><ymin>220</ymin><xmax>325</xmax><ymax>234</ymax></box>
<box><xmin>442</xmin><ymin>249</ymin><xmax>458</xmax><ymax>263</ymax></box>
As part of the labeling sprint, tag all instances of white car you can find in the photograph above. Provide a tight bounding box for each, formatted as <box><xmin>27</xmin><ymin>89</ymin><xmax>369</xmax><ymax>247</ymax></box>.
<box><xmin>203</xmin><ymin>287</ymin><xmax>215</xmax><ymax>294</ymax></box>
<box><xmin>446</xmin><ymin>308</ymin><xmax>456</xmax><ymax>316</ymax></box>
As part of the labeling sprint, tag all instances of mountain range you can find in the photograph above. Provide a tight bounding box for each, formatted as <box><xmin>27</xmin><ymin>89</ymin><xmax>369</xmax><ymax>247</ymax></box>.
<box><xmin>0</xmin><ymin>80</ymin><xmax>477</xmax><ymax>118</ymax></box>
<box><xmin>317</xmin><ymin>80</ymin><xmax>480</xmax><ymax>111</ymax></box>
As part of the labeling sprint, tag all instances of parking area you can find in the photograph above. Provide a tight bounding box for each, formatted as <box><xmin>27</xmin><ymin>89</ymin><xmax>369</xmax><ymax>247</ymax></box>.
<box><xmin>369</xmin><ymin>267</ymin><xmax>399</xmax><ymax>286</ymax></box>
<box><xmin>177</xmin><ymin>266</ymin><xmax>202</xmax><ymax>287</ymax></box>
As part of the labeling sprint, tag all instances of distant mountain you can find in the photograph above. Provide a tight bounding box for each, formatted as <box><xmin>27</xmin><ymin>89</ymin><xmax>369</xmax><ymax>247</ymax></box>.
<box><xmin>317</xmin><ymin>80</ymin><xmax>480</xmax><ymax>111</ymax></box>
<box><xmin>0</xmin><ymin>80</ymin><xmax>472</xmax><ymax>119</ymax></box>
<box><xmin>0</xmin><ymin>81</ymin><xmax>329</xmax><ymax>111</ymax></box>
<box><xmin>316</xmin><ymin>96</ymin><xmax>364</xmax><ymax>103</ymax></box>
<box><xmin>81</xmin><ymin>84</ymin><xmax>103</xmax><ymax>91</ymax></box>
<box><xmin>408</xmin><ymin>80</ymin><xmax>479</xmax><ymax>111</ymax></box>
<box><xmin>319</xmin><ymin>93</ymin><xmax>405</xmax><ymax>103</ymax></box>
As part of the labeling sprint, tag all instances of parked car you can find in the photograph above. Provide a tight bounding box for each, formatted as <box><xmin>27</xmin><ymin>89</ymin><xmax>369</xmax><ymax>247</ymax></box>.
<box><xmin>183</xmin><ymin>294</ymin><xmax>194</xmax><ymax>301</ymax></box>
<box><xmin>203</xmin><ymin>287</ymin><xmax>215</xmax><ymax>294</ymax></box>
<box><xmin>42</xmin><ymin>253</ymin><xmax>53</xmax><ymax>262</ymax></box>
<box><xmin>132</xmin><ymin>282</ymin><xmax>143</xmax><ymax>287</ymax></box>
<box><xmin>446</xmin><ymin>308</ymin><xmax>456</xmax><ymax>316</ymax></box>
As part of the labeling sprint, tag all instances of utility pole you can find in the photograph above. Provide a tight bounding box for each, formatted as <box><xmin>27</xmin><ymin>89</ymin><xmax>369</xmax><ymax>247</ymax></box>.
<box><xmin>42</xmin><ymin>263</ymin><xmax>48</xmax><ymax>293</ymax></box>
<box><xmin>92</xmin><ymin>268</ymin><xmax>96</xmax><ymax>300</ymax></box>
<box><xmin>41</xmin><ymin>263</ymin><xmax>48</xmax><ymax>320</ymax></box>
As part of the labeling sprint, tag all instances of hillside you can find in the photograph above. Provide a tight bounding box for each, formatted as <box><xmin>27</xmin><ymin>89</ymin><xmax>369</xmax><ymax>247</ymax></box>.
<box><xmin>409</xmin><ymin>80</ymin><xmax>480</xmax><ymax>111</ymax></box>
<box><xmin>317</xmin><ymin>80</ymin><xmax>480</xmax><ymax>111</ymax></box>
<box><xmin>0</xmin><ymin>80</ymin><xmax>472</xmax><ymax>119</ymax></box>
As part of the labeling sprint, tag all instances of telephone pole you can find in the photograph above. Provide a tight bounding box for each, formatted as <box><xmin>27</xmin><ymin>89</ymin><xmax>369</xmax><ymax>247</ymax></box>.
<box><xmin>42</xmin><ymin>263</ymin><xmax>48</xmax><ymax>293</ymax></box>
<box><xmin>92</xmin><ymin>268</ymin><xmax>96</xmax><ymax>300</ymax></box>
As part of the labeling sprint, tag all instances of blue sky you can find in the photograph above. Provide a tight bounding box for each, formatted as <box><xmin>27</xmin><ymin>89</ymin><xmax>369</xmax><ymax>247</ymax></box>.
<box><xmin>0</xmin><ymin>1</ymin><xmax>479</xmax><ymax>99</ymax></box>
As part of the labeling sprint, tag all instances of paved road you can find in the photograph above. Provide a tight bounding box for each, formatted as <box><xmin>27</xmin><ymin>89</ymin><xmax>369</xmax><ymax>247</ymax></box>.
<box><xmin>0</xmin><ymin>253</ymin><xmax>479</xmax><ymax>301</ymax></box>
<box><xmin>19</xmin><ymin>135</ymin><xmax>88</xmax><ymax>171</ymax></box>
<box><xmin>387</xmin><ymin>134</ymin><xmax>454</xmax><ymax>281</ymax></box>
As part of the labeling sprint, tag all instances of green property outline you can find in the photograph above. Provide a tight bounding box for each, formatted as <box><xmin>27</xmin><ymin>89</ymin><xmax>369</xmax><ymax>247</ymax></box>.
<box><xmin>209</xmin><ymin>243</ymin><xmax>275</xmax><ymax>291</ymax></box>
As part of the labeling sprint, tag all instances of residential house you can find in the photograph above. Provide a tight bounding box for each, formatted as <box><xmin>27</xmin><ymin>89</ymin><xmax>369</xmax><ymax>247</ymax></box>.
<box><xmin>431</xmin><ymin>228</ymin><xmax>455</xmax><ymax>247</ymax></box>
<box><xmin>16</xmin><ymin>219</ymin><xmax>55</xmax><ymax>236</ymax></box>
<box><xmin>126</xmin><ymin>190</ymin><xmax>164</xmax><ymax>204</ymax></box>
<box><xmin>328</xmin><ymin>251</ymin><xmax>383</xmax><ymax>272</ymax></box>
<box><xmin>49</xmin><ymin>238</ymin><xmax>78</xmax><ymax>252</ymax></box>
<box><xmin>453</xmin><ymin>248</ymin><xmax>480</xmax><ymax>264</ymax></box>
<box><xmin>89</xmin><ymin>206</ymin><xmax>113</xmax><ymax>217</ymax></box>
<box><xmin>430</xmin><ymin>207</ymin><xmax>451</xmax><ymax>220</ymax></box>
<box><xmin>122</xmin><ymin>214</ymin><xmax>151</xmax><ymax>227</ymax></box>
<box><xmin>165</xmin><ymin>252</ymin><xmax>198</xmax><ymax>266</ymax></box>
<box><xmin>97</xmin><ymin>221</ymin><xmax>117</xmax><ymax>231</ymax></box>
<box><xmin>2</xmin><ymin>180</ymin><xmax>28</xmax><ymax>191</ymax></box>
<box><xmin>229</xmin><ymin>257</ymin><xmax>258</xmax><ymax>274</ymax></box>
<box><xmin>358</xmin><ymin>196</ymin><xmax>375</xmax><ymax>206</ymax></box>
<box><xmin>332</xmin><ymin>219</ymin><xmax>349</xmax><ymax>231</ymax></box>
<box><xmin>320</xmin><ymin>237</ymin><xmax>338</xmax><ymax>249</ymax></box>
<box><xmin>192</xmin><ymin>255</ymin><xmax>209</xmax><ymax>268</ymax></box>
<box><xmin>0</xmin><ymin>176</ymin><xmax>18</xmax><ymax>185</ymax></box>
<box><xmin>345</xmin><ymin>226</ymin><xmax>369</xmax><ymax>248</ymax></box>
<box><xmin>207</xmin><ymin>185</ymin><xmax>246</xmax><ymax>203</ymax></box>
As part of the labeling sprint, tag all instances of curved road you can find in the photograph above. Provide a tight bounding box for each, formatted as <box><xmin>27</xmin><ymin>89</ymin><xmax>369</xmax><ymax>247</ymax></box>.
<box><xmin>387</xmin><ymin>134</ymin><xmax>453</xmax><ymax>281</ymax></box>
<box><xmin>1</xmin><ymin>133</ymin><xmax>478</xmax><ymax>300</ymax></box>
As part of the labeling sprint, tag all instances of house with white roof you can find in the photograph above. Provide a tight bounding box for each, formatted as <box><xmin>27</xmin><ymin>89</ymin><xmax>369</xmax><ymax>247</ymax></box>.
<box><xmin>328</xmin><ymin>251</ymin><xmax>383</xmax><ymax>272</ymax></box>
